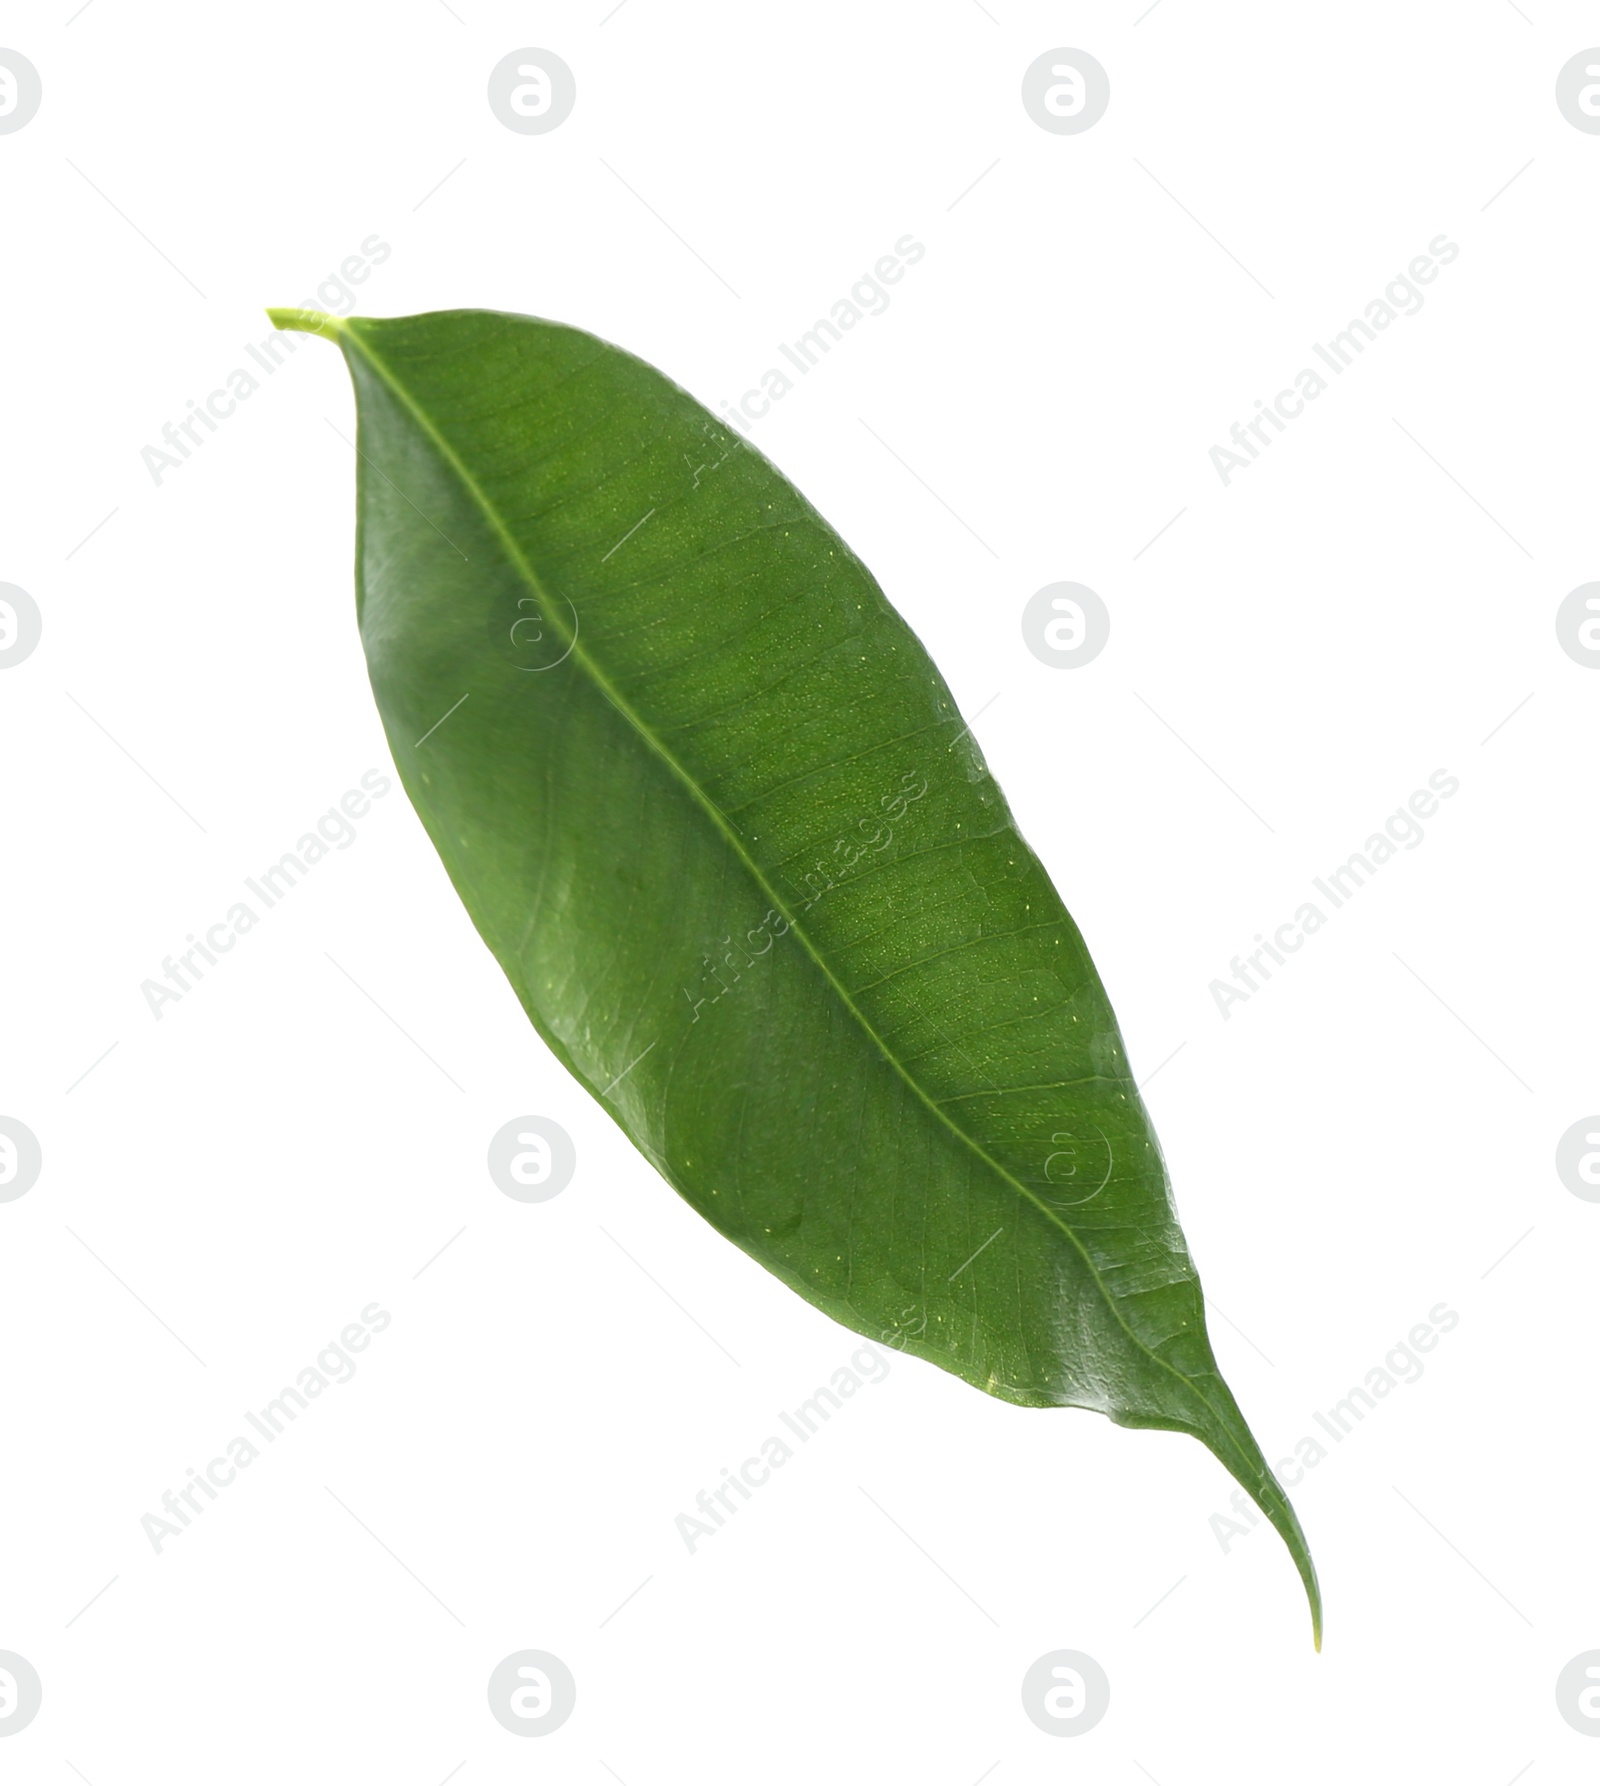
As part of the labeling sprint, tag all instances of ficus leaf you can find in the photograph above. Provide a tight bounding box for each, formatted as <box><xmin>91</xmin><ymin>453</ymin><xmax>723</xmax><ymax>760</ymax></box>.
<box><xmin>270</xmin><ymin>304</ymin><xmax>1320</xmax><ymax>1644</ymax></box>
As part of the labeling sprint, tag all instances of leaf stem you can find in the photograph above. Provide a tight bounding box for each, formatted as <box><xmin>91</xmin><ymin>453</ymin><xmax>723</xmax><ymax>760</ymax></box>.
<box><xmin>265</xmin><ymin>306</ymin><xmax>344</xmax><ymax>338</ymax></box>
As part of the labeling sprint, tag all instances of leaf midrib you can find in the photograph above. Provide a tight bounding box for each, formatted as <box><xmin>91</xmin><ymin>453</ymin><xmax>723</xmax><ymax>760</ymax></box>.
<box><xmin>335</xmin><ymin>316</ymin><xmax>1235</xmax><ymax>1438</ymax></box>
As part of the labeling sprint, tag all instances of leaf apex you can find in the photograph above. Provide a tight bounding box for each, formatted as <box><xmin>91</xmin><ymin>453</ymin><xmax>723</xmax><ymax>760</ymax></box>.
<box><xmin>266</xmin><ymin>306</ymin><xmax>344</xmax><ymax>340</ymax></box>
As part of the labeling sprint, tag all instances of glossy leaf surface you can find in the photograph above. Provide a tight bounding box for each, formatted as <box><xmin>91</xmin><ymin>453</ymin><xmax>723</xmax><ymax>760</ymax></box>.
<box><xmin>271</xmin><ymin>304</ymin><xmax>1320</xmax><ymax>1642</ymax></box>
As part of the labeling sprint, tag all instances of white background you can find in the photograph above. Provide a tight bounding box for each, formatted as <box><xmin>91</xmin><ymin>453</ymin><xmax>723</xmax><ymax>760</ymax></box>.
<box><xmin>2</xmin><ymin>3</ymin><xmax>1596</xmax><ymax>1780</ymax></box>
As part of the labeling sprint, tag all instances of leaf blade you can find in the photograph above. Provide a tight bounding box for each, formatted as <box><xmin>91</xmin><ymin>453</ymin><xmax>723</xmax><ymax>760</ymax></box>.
<box><xmin>276</xmin><ymin>304</ymin><xmax>1320</xmax><ymax>1643</ymax></box>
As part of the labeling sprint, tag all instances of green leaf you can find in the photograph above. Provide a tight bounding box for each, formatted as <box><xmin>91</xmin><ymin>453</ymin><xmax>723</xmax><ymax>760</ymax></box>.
<box><xmin>271</xmin><ymin>304</ymin><xmax>1321</xmax><ymax>1644</ymax></box>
